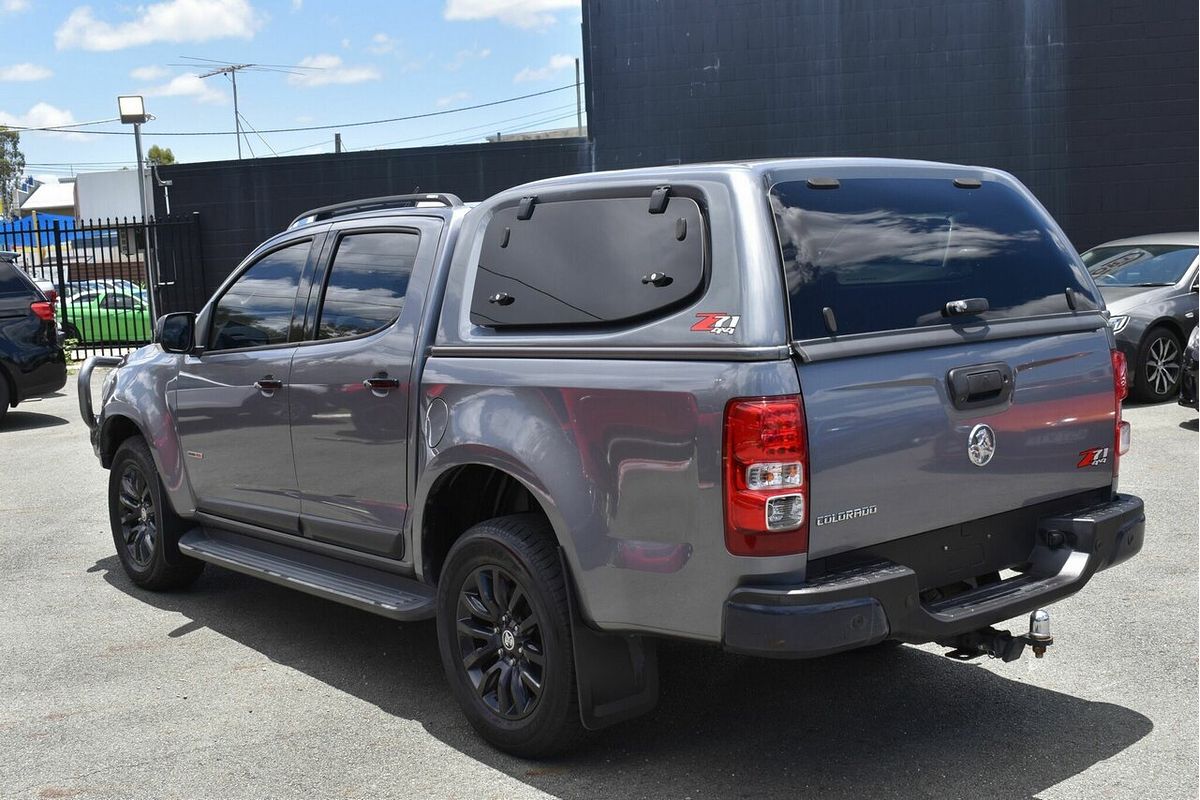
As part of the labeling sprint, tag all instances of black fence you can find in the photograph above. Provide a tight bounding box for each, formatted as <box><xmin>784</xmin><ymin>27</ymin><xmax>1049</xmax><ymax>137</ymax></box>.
<box><xmin>0</xmin><ymin>214</ymin><xmax>205</xmax><ymax>359</ymax></box>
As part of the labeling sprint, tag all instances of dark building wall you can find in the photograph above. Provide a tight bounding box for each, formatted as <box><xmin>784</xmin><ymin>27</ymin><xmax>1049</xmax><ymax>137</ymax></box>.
<box><xmin>582</xmin><ymin>0</ymin><xmax>1198</xmax><ymax>250</ymax></box>
<box><xmin>155</xmin><ymin>138</ymin><xmax>593</xmax><ymax>294</ymax></box>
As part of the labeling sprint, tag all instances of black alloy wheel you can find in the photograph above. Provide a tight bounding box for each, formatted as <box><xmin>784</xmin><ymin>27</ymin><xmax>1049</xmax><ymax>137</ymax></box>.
<box><xmin>108</xmin><ymin>436</ymin><xmax>204</xmax><ymax>590</ymax></box>
<box><xmin>116</xmin><ymin>464</ymin><xmax>157</xmax><ymax>568</ymax></box>
<box><xmin>456</xmin><ymin>564</ymin><xmax>546</xmax><ymax>720</ymax></box>
<box><xmin>435</xmin><ymin>514</ymin><xmax>583</xmax><ymax>757</ymax></box>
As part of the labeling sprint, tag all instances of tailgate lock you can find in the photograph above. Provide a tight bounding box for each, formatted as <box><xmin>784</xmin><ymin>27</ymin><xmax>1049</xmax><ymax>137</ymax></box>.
<box><xmin>947</xmin><ymin>362</ymin><xmax>1014</xmax><ymax>410</ymax></box>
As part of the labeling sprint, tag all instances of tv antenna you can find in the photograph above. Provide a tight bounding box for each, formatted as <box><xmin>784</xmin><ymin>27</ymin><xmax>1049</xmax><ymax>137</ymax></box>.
<box><xmin>171</xmin><ymin>56</ymin><xmax>321</xmax><ymax>159</ymax></box>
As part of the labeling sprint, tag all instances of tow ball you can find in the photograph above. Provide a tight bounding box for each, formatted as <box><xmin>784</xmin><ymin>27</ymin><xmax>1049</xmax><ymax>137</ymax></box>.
<box><xmin>942</xmin><ymin>609</ymin><xmax>1055</xmax><ymax>662</ymax></box>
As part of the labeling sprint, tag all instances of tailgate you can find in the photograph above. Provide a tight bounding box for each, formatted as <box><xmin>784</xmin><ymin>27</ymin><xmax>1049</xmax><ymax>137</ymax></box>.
<box><xmin>798</xmin><ymin>329</ymin><xmax>1116</xmax><ymax>558</ymax></box>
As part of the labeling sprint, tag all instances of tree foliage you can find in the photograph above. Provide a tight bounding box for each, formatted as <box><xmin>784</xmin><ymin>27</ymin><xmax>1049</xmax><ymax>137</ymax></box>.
<box><xmin>0</xmin><ymin>127</ymin><xmax>25</xmax><ymax>217</ymax></box>
<box><xmin>146</xmin><ymin>145</ymin><xmax>175</xmax><ymax>166</ymax></box>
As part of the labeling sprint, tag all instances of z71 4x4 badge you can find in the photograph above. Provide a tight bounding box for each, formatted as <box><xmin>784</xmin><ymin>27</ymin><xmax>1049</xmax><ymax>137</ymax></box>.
<box><xmin>1077</xmin><ymin>447</ymin><xmax>1110</xmax><ymax>467</ymax></box>
<box><xmin>691</xmin><ymin>312</ymin><xmax>741</xmax><ymax>335</ymax></box>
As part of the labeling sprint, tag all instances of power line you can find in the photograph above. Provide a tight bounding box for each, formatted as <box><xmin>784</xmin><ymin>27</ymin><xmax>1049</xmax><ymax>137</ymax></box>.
<box><xmin>350</xmin><ymin>103</ymin><xmax>578</xmax><ymax>151</ymax></box>
<box><xmin>6</xmin><ymin>84</ymin><xmax>577</xmax><ymax>137</ymax></box>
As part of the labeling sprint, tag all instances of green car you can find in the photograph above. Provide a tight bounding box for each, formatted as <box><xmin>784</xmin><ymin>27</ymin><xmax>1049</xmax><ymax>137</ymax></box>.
<box><xmin>62</xmin><ymin>290</ymin><xmax>151</xmax><ymax>344</ymax></box>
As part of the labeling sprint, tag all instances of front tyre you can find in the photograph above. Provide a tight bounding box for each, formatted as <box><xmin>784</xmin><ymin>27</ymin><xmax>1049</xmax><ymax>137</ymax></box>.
<box><xmin>108</xmin><ymin>436</ymin><xmax>204</xmax><ymax>590</ymax></box>
<box><xmin>436</xmin><ymin>514</ymin><xmax>583</xmax><ymax>757</ymax></box>
<box><xmin>1134</xmin><ymin>326</ymin><xmax>1183</xmax><ymax>402</ymax></box>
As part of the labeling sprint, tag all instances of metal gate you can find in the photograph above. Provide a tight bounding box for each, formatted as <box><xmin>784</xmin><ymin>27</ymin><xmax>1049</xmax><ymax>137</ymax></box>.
<box><xmin>0</xmin><ymin>213</ymin><xmax>206</xmax><ymax>359</ymax></box>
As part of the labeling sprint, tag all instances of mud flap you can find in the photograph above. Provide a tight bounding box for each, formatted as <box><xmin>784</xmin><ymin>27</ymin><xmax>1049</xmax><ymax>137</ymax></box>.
<box><xmin>560</xmin><ymin>550</ymin><xmax>659</xmax><ymax>731</ymax></box>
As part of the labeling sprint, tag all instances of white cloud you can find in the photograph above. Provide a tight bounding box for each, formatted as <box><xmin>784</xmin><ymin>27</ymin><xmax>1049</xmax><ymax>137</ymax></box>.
<box><xmin>446</xmin><ymin>46</ymin><xmax>490</xmax><ymax>71</ymax></box>
<box><xmin>142</xmin><ymin>73</ymin><xmax>227</xmax><ymax>104</ymax></box>
<box><xmin>2</xmin><ymin>0</ymin><xmax>29</xmax><ymax>12</ymax></box>
<box><xmin>0</xmin><ymin>63</ymin><xmax>52</xmax><ymax>81</ymax></box>
<box><xmin>513</xmin><ymin>53</ymin><xmax>575</xmax><ymax>83</ymax></box>
<box><xmin>130</xmin><ymin>65</ymin><xmax>168</xmax><ymax>81</ymax></box>
<box><xmin>290</xmin><ymin>0</ymin><xmax>302</xmax><ymax>9</ymax></box>
<box><xmin>368</xmin><ymin>32</ymin><xmax>396</xmax><ymax>55</ymax></box>
<box><xmin>340</xmin><ymin>37</ymin><xmax>351</xmax><ymax>49</ymax></box>
<box><xmin>436</xmin><ymin>91</ymin><xmax>471</xmax><ymax>108</ymax></box>
<box><xmin>287</xmin><ymin>54</ymin><xmax>380</xmax><ymax>87</ymax></box>
<box><xmin>55</xmin><ymin>0</ymin><xmax>265</xmax><ymax>51</ymax></box>
<box><xmin>444</xmin><ymin>0</ymin><xmax>577</xmax><ymax>30</ymax></box>
<box><xmin>0</xmin><ymin>102</ymin><xmax>86</xmax><ymax>140</ymax></box>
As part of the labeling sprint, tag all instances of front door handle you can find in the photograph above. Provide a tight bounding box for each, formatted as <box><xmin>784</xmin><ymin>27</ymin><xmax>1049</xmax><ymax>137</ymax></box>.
<box><xmin>254</xmin><ymin>376</ymin><xmax>284</xmax><ymax>392</ymax></box>
<box><xmin>363</xmin><ymin>373</ymin><xmax>401</xmax><ymax>394</ymax></box>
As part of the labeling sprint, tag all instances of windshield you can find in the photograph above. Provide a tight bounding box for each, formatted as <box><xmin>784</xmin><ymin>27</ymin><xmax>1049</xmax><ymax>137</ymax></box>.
<box><xmin>1081</xmin><ymin>244</ymin><xmax>1197</xmax><ymax>287</ymax></box>
<box><xmin>770</xmin><ymin>177</ymin><xmax>1095</xmax><ymax>340</ymax></box>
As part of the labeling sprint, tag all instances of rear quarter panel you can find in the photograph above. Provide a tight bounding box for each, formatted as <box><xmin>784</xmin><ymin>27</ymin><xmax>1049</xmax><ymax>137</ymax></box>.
<box><xmin>417</xmin><ymin>356</ymin><xmax>804</xmax><ymax>641</ymax></box>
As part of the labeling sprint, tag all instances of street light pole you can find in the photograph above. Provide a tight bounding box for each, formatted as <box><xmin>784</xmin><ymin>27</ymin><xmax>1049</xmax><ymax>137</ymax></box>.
<box><xmin>118</xmin><ymin>95</ymin><xmax>157</xmax><ymax>323</ymax></box>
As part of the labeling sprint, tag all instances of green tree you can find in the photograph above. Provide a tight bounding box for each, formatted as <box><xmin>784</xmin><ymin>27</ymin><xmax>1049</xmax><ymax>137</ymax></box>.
<box><xmin>0</xmin><ymin>127</ymin><xmax>25</xmax><ymax>218</ymax></box>
<box><xmin>146</xmin><ymin>145</ymin><xmax>175</xmax><ymax>166</ymax></box>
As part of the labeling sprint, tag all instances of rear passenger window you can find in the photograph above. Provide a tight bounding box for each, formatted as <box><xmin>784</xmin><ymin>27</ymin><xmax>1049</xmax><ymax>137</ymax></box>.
<box><xmin>316</xmin><ymin>231</ymin><xmax>417</xmax><ymax>339</ymax></box>
<box><xmin>0</xmin><ymin>262</ymin><xmax>32</xmax><ymax>297</ymax></box>
<box><xmin>469</xmin><ymin>194</ymin><xmax>705</xmax><ymax>328</ymax></box>
<box><xmin>210</xmin><ymin>240</ymin><xmax>309</xmax><ymax>351</ymax></box>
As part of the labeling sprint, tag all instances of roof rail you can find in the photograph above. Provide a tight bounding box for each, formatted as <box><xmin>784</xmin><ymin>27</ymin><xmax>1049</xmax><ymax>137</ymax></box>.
<box><xmin>287</xmin><ymin>193</ymin><xmax>463</xmax><ymax>229</ymax></box>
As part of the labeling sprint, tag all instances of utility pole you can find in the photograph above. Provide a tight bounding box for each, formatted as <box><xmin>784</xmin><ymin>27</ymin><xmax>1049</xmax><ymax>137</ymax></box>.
<box><xmin>575</xmin><ymin>57</ymin><xmax>583</xmax><ymax>132</ymax></box>
<box><xmin>334</xmin><ymin>133</ymin><xmax>342</xmax><ymax>153</ymax></box>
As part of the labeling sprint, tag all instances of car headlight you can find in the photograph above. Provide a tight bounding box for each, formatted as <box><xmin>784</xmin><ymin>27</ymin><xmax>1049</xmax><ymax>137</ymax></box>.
<box><xmin>1108</xmin><ymin>315</ymin><xmax>1130</xmax><ymax>334</ymax></box>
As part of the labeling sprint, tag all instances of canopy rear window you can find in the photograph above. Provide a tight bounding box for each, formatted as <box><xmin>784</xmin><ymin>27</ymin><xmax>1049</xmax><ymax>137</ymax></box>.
<box><xmin>770</xmin><ymin>178</ymin><xmax>1094</xmax><ymax>341</ymax></box>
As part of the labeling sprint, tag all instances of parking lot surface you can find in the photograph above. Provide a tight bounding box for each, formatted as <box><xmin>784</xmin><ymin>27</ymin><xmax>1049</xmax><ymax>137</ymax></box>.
<box><xmin>1</xmin><ymin>390</ymin><xmax>1196</xmax><ymax>800</ymax></box>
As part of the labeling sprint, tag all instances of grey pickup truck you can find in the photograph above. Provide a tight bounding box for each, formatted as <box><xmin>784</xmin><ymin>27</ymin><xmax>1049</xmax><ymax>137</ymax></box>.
<box><xmin>79</xmin><ymin>158</ymin><xmax>1145</xmax><ymax>756</ymax></box>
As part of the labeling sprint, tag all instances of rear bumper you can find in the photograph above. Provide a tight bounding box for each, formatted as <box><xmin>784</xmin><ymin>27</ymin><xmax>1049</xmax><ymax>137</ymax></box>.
<box><xmin>723</xmin><ymin>494</ymin><xmax>1144</xmax><ymax>658</ymax></box>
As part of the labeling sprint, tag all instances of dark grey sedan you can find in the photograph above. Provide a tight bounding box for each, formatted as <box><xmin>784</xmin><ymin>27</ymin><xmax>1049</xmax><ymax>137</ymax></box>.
<box><xmin>1081</xmin><ymin>233</ymin><xmax>1199</xmax><ymax>402</ymax></box>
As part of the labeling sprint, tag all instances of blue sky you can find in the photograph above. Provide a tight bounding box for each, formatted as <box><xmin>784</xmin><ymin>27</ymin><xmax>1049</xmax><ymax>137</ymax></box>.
<box><xmin>1</xmin><ymin>0</ymin><xmax>584</xmax><ymax>180</ymax></box>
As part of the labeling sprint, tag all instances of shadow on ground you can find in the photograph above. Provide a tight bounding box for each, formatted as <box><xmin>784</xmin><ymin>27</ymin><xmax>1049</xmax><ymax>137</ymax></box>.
<box><xmin>0</xmin><ymin>410</ymin><xmax>69</xmax><ymax>432</ymax></box>
<box><xmin>1179</xmin><ymin>417</ymin><xmax>1198</xmax><ymax>431</ymax></box>
<box><xmin>92</xmin><ymin>556</ymin><xmax>1152</xmax><ymax>800</ymax></box>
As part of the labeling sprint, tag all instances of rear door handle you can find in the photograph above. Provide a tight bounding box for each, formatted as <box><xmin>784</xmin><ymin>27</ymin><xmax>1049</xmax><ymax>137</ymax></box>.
<box><xmin>363</xmin><ymin>374</ymin><xmax>401</xmax><ymax>393</ymax></box>
<box><xmin>254</xmin><ymin>376</ymin><xmax>284</xmax><ymax>392</ymax></box>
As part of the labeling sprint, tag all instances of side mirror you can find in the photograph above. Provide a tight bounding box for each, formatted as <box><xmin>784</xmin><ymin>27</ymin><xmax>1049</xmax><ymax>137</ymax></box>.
<box><xmin>156</xmin><ymin>312</ymin><xmax>195</xmax><ymax>354</ymax></box>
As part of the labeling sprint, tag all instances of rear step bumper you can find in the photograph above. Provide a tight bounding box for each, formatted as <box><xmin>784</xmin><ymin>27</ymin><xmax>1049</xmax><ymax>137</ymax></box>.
<box><xmin>722</xmin><ymin>493</ymin><xmax>1144</xmax><ymax>659</ymax></box>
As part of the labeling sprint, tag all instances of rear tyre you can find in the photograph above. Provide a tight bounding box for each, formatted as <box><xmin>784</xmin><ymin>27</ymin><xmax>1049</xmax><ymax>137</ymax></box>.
<box><xmin>108</xmin><ymin>436</ymin><xmax>204</xmax><ymax>590</ymax></box>
<box><xmin>436</xmin><ymin>514</ymin><xmax>584</xmax><ymax>757</ymax></box>
<box><xmin>1134</xmin><ymin>326</ymin><xmax>1182</xmax><ymax>402</ymax></box>
<box><xmin>0</xmin><ymin>375</ymin><xmax>9</xmax><ymax>426</ymax></box>
<box><xmin>62</xmin><ymin>322</ymin><xmax>82</xmax><ymax>343</ymax></box>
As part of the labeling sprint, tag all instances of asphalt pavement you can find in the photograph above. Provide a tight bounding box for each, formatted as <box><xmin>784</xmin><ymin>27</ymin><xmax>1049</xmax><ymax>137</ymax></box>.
<box><xmin>1</xmin><ymin>390</ymin><xmax>1196</xmax><ymax>800</ymax></box>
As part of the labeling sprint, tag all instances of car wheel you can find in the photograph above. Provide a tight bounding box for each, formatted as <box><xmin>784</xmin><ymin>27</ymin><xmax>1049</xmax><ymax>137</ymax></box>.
<box><xmin>436</xmin><ymin>513</ymin><xmax>584</xmax><ymax>757</ymax></box>
<box><xmin>108</xmin><ymin>436</ymin><xmax>205</xmax><ymax>590</ymax></box>
<box><xmin>63</xmin><ymin>322</ymin><xmax>82</xmax><ymax>343</ymax></box>
<box><xmin>1134</xmin><ymin>326</ymin><xmax>1183</xmax><ymax>402</ymax></box>
<box><xmin>0</xmin><ymin>374</ymin><xmax>9</xmax><ymax>426</ymax></box>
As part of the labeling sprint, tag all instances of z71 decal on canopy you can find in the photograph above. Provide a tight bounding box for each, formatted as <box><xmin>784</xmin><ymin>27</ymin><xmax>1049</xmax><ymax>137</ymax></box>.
<box><xmin>691</xmin><ymin>313</ymin><xmax>741</xmax><ymax>335</ymax></box>
<box><xmin>1077</xmin><ymin>447</ymin><xmax>1110</xmax><ymax>467</ymax></box>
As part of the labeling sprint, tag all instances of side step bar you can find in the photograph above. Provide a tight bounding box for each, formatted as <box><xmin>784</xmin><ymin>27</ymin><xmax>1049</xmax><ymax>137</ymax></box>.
<box><xmin>178</xmin><ymin>528</ymin><xmax>436</xmax><ymax>621</ymax></box>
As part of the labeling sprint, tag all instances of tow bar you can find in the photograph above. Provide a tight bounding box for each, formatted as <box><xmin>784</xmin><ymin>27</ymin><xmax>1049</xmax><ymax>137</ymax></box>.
<box><xmin>942</xmin><ymin>608</ymin><xmax>1054</xmax><ymax>663</ymax></box>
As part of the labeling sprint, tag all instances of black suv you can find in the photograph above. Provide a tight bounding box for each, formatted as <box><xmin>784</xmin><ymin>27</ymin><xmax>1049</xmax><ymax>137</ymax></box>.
<box><xmin>0</xmin><ymin>251</ymin><xmax>66</xmax><ymax>424</ymax></box>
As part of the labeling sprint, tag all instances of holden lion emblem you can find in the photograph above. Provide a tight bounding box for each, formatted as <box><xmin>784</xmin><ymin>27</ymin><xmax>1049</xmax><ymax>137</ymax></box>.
<box><xmin>967</xmin><ymin>424</ymin><xmax>996</xmax><ymax>467</ymax></box>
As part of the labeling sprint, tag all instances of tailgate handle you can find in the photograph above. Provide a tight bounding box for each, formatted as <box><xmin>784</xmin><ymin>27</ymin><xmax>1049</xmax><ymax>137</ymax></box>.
<box><xmin>948</xmin><ymin>363</ymin><xmax>1013</xmax><ymax>410</ymax></box>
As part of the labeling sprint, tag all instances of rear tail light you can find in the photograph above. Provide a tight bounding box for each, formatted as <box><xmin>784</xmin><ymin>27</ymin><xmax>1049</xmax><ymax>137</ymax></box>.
<box><xmin>1111</xmin><ymin>349</ymin><xmax>1129</xmax><ymax>474</ymax></box>
<box><xmin>723</xmin><ymin>395</ymin><xmax>809</xmax><ymax>556</ymax></box>
<box><xmin>30</xmin><ymin>301</ymin><xmax>55</xmax><ymax>321</ymax></box>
